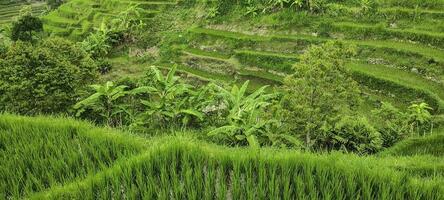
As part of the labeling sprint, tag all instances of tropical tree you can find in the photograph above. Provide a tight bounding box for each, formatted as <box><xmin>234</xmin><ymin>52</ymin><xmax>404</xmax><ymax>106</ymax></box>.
<box><xmin>74</xmin><ymin>81</ymin><xmax>129</xmax><ymax>126</ymax></box>
<box><xmin>132</xmin><ymin>66</ymin><xmax>204</xmax><ymax>129</ymax></box>
<box><xmin>208</xmin><ymin>81</ymin><xmax>275</xmax><ymax>148</ymax></box>
<box><xmin>281</xmin><ymin>41</ymin><xmax>361</xmax><ymax>150</ymax></box>
<box><xmin>111</xmin><ymin>4</ymin><xmax>145</xmax><ymax>34</ymax></box>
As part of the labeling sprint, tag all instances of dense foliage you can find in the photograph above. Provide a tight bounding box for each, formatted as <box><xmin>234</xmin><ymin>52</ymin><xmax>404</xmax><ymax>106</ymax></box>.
<box><xmin>11</xmin><ymin>14</ymin><xmax>42</xmax><ymax>41</ymax></box>
<box><xmin>1</xmin><ymin>114</ymin><xmax>443</xmax><ymax>199</ymax></box>
<box><xmin>281</xmin><ymin>42</ymin><xmax>362</xmax><ymax>147</ymax></box>
<box><xmin>0</xmin><ymin>0</ymin><xmax>443</xmax><ymax>198</ymax></box>
<box><xmin>0</xmin><ymin>38</ymin><xmax>97</xmax><ymax>114</ymax></box>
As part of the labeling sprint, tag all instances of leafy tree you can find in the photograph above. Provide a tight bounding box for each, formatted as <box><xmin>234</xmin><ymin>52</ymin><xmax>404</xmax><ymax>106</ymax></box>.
<box><xmin>79</xmin><ymin>6</ymin><xmax>145</xmax><ymax>59</ymax></box>
<box><xmin>281</xmin><ymin>41</ymin><xmax>361</xmax><ymax>149</ymax></box>
<box><xmin>0</xmin><ymin>38</ymin><xmax>97</xmax><ymax>114</ymax></box>
<box><xmin>208</xmin><ymin>81</ymin><xmax>275</xmax><ymax>148</ymax></box>
<box><xmin>359</xmin><ymin>0</ymin><xmax>379</xmax><ymax>16</ymax></box>
<box><xmin>110</xmin><ymin>3</ymin><xmax>145</xmax><ymax>42</ymax></box>
<box><xmin>74</xmin><ymin>81</ymin><xmax>129</xmax><ymax>127</ymax></box>
<box><xmin>10</xmin><ymin>8</ymin><xmax>43</xmax><ymax>42</ymax></box>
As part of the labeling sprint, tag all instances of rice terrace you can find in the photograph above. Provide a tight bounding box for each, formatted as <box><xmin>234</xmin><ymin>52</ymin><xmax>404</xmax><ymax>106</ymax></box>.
<box><xmin>0</xmin><ymin>0</ymin><xmax>443</xmax><ymax>199</ymax></box>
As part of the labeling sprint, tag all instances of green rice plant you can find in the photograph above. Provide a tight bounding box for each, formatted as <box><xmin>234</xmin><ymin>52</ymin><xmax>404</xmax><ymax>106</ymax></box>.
<box><xmin>30</xmin><ymin>136</ymin><xmax>444</xmax><ymax>199</ymax></box>
<box><xmin>235</xmin><ymin>49</ymin><xmax>299</xmax><ymax>72</ymax></box>
<box><xmin>381</xmin><ymin>132</ymin><xmax>444</xmax><ymax>157</ymax></box>
<box><xmin>0</xmin><ymin>114</ymin><xmax>441</xmax><ymax>199</ymax></box>
<box><xmin>347</xmin><ymin>62</ymin><xmax>444</xmax><ymax>113</ymax></box>
<box><xmin>0</xmin><ymin>114</ymin><xmax>145</xmax><ymax>199</ymax></box>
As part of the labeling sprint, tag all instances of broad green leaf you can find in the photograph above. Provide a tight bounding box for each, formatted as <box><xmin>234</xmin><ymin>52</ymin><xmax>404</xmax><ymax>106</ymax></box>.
<box><xmin>246</xmin><ymin>135</ymin><xmax>260</xmax><ymax>148</ymax></box>
<box><xmin>208</xmin><ymin>125</ymin><xmax>238</xmax><ymax>136</ymax></box>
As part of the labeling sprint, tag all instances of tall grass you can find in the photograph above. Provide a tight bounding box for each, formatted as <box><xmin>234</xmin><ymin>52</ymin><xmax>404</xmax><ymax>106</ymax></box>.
<box><xmin>381</xmin><ymin>133</ymin><xmax>444</xmax><ymax>157</ymax></box>
<box><xmin>0</xmin><ymin>114</ymin><xmax>146</xmax><ymax>199</ymax></box>
<box><xmin>32</xmin><ymin>138</ymin><xmax>444</xmax><ymax>200</ymax></box>
<box><xmin>1</xmin><ymin>114</ymin><xmax>443</xmax><ymax>199</ymax></box>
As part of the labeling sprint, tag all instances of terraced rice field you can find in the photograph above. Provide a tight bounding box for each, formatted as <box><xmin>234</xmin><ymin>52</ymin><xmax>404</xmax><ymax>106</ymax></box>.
<box><xmin>5</xmin><ymin>0</ymin><xmax>439</xmax><ymax>114</ymax></box>
<box><xmin>1</xmin><ymin>114</ymin><xmax>443</xmax><ymax>199</ymax></box>
<box><xmin>0</xmin><ymin>1</ymin><xmax>46</xmax><ymax>25</ymax></box>
<box><xmin>150</xmin><ymin>1</ymin><xmax>444</xmax><ymax>114</ymax></box>
<box><xmin>41</xmin><ymin>0</ymin><xmax>177</xmax><ymax>39</ymax></box>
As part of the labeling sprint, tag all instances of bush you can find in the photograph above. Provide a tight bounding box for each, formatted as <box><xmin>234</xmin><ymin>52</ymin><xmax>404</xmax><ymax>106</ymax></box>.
<box><xmin>11</xmin><ymin>15</ymin><xmax>43</xmax><ymax>42</ymax></box>
<box><xmin>372</xmin><ymin>102</ymin><xmax>410</xmax><ymax>147</ymax></box>
<box><xmin>0</xmin><ymin>38</ymin><xmax>97</xmax><ymax>114</ymax></box>
<box><xmin>324</xmin><ymin>116</ymin><xmax>382</xmax><ymax>154</ymax></box>
<box><xmin>96</xmin><ymin>59</ymin><xmax>112</xmax><ymax>74</ymax></box>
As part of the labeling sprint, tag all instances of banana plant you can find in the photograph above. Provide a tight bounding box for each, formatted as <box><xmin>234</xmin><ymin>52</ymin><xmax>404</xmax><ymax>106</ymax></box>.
<box><xmin>132</xmin><ymin>66</ymin><xmax>204</xmax><ymax>129</ymax></box>
<box><xmin>408</xmin><ymin>102</ymin><xmax>433</xmax><ymax>136</ymax></box>
<box><xmin>74</xmin><ymin>81</ymin><xmax>129</xmax><ymax>126</ymax></box>
<box><xmin>79</xmin><ymin>24</ymin><xmax>112</xmax><ymax>58</ymax></box>
<box><xmin>111</xmin><ymin>3</ymin><xmax>145</xmax><ymax>38</ymax></box>
<box><xmin>208</xmin><ymin>81</ymin><xmax>275</xmax><ymax>148</ymax></box>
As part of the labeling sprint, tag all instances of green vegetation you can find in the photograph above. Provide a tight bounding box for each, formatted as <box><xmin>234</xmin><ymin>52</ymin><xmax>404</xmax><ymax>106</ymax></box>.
<box><xmin>0</xmin><ymin>37</ymin><xmax>97</xmax><ymax>114</ymax></box>
<box><xmin>0</xmin><ymin>1</ymin><xmax>46</xmax><ymax>26</ymax></box>
<box><xmin>0</xmin><ymin>114</ymin><xmax>442</xmax><ymax>199</ymax></box>
<box><xmin>382</xmin><ymin>131</ymin><xmax>444</xmax><ymax>157</ymax></box>
<box><xmin>0</xmin><ymin>114</ymin><xmax>146</xmax><ymax>199</ymax></box>
<box><xmin>0</xmin><ymin>0</ymin><xmax>443</xmax><ymax>198</ymax></box>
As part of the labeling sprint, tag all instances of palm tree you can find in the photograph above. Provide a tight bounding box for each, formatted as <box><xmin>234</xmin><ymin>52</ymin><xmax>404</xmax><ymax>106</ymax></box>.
<box><xmin>74</xmin><ymin>81</ymin><xmax>128</xmax><ymax>126</ymax></box>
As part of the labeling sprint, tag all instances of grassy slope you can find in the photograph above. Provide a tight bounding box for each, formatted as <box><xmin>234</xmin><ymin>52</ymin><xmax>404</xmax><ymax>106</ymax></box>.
<box><xmin>0</xmin><ymin>114</ymin><xmax>147</xmax><ymax>199</ymax></box>
<box><xmin>381</xmin><ymin>132</ymin><xmax>444</xmax><ymax>157</ymax></box>
<box><xmin>0</xmin><ymin>114</ymin><xmax>443</xmax><ymax>199</ymax></box>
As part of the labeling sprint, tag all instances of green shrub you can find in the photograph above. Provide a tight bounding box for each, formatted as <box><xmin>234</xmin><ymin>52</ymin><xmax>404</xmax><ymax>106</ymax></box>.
<box><xmin>324</xmin><ymin>116</ymin><xmax>382</xmax><ymax>154</ymax></box>
<box><xmin>281</xmin><ymin>41</ymin><xmax>362</xmax><ymax>149</ymax></box>
<box><xmin>372</xmin><ymin>102</ymin><xmax>410</xmax><ymax>147</ymax></box>
<box><xmin>0</xmin><ymin>38</ymin><xmax>97</xmax><ymax>114</ymax></box>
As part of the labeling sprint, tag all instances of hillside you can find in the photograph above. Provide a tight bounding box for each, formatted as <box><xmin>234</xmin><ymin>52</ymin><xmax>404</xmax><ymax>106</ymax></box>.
<box><xmin>32</xmin><ymin>0</ymin><xmax>444</xmax><ymax>115</ymax></box>
<box><xmin>0</xmin><ymin>0</ymin><xmax>46</xmax><ymax>25</ymax></box>
<box><xmin>1</xmin><ymin>1</ymin><xmax>444</xmax><ymax>198</ymax></box>
<box><xmin>0</xmin><ymin>114</ymin><xmax>443</xmax><ymax>199</ymax></box>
